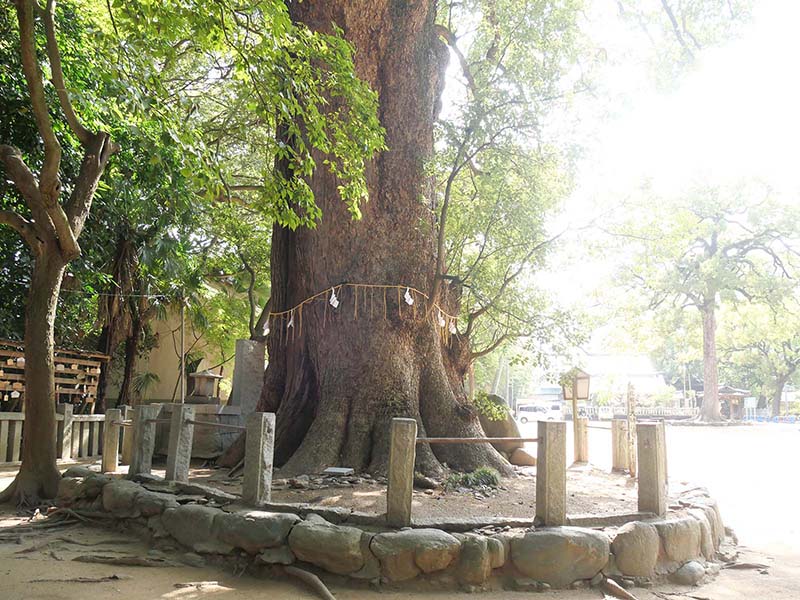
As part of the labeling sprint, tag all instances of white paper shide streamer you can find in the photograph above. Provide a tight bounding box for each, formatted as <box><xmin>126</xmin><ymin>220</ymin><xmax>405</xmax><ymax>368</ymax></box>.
<box><xmin>329</xmin><ymin>287</ymin><xmax>340</xmax><ymax>309</ymax></box>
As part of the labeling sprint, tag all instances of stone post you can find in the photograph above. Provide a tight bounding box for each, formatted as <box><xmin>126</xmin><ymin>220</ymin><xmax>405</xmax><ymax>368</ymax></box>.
<box><xmin>228</xmin><ymin>339</ymin><xmax>266</xmax><ymax>419</ymax></box>
<box><xmin>535</xmin><ymin>420</ymin><xmax>566</xmax><ymax>526</ymax></box>
<box><xmin>101</xmin><ymin>408</ymin><xmax>122</xmax><ymax>473</ymax></box>
<box><xmin>637</xmin><ymin>422</ymin><xmax>667</xmax><ymax>516</ymax></box>
<box><xmin>387</xmin><ymin>418</ymin><xmax>417</xmax><ymax>527</ymax></box>
<box><xmin>626</xmin><ymin>383</ymin><xmax>638</xmax><ymax>478</ymax></box>
<box><xmin>165</xmin><ymin>404</ymin><xmax>195</xmax><ymax>482</ymax></box>
<box><xmin>242</xmin><ymin>412</ymin><xmax>275</xmax><ymax>506</ymax></box>
<box><xmin>128</xmin><ymin>404</ymin><xmax>160</xmax><ymax>478</ymax></box>
<box><xmin>120</xmin><ymin>406</ymin><xmax>133</xmax><ymax>465</ymax></box>
<box><xmin>56</xmin><ymin>403</ymin><xmax>74</xmax><ymax>461</ymax></box>
<box><xmin>574</xmin><ymin>416</ymin><xmax>589</xmax><ymax>463</ymax></box>
<box><xmin>611</xmin><ymin>418</ymin><xmax>629</xmax><ymax>471</ymax></box>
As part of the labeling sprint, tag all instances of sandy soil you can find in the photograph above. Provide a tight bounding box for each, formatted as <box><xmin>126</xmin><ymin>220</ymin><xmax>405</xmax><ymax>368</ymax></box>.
<box><xmin>1</xmin><ymin>422</ymin><xmax>799</xmax><ymax>599</ymax></box>
<box><xmin>189</xmin><ymin>462</ymin><xmax>639</xmax><ymax>521</ymax></box>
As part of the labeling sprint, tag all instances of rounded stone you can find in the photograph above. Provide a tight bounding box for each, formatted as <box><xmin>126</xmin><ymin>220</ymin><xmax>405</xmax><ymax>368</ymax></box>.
<box><xmin>135</xmin><ymin>490</ymin><xmax>179</xmax><ymax>517</ymax></box>
<box><xmin>671</xmin><ymin>560</ymin><xmax>705</xmax><ymax>585</ymax></box>
<box><xmin>372</xmin><ymin>528</ymin><xmax>461</xmax><ymax>581</ymax></box>
<box><xmin>457</xmin><ymin>536</ymin><xmax>492</xmax><ymax>585</ymax></box>
<box><xmin>258</xmin><ymin>545</ymin><xmax>296</xmax><ymax>565</ymax></box>
<box><xmin>654</xmin><ymin>517</ymin><xmax>702</xmax><ymax>564</ymax></box>
<box><xmin>487</xmin><ymin>536</ymin><xmax>506</xmax><ymax>569</ymax></box>
<box><xmin>62</xmin><ymin>466</ymin><xmax>96</xmax><ymax>479</ymax></box>
<box><xmin>478</xmin><ymin>394</ymin><xmax>523</xmax><ymax>454</ymax></box>
<box><xmin>288</xmin><ymin>518</ymin><xmax>364</xmax><ymax>575</ymax></box>
<box><xmin>687</xmin><ymin>509</ymin><xmax>715</xmax><ymax>559</ymax></box>
<box><xmin>511</xmin><ymin>527</ymin><xmax>610</xmax><ymax>588</ymax></box>
<box><xmin>56</xmin><ymin>476</ymin><xmax>83</xmax><ymax>505</ymax></box>
<box><xmin>162</xmin><ymin>504</ymin><xmax>233</xmax><ymax>554</ymax></box>
<box><xmin>101</xmin><ymin>479</ymin><xmax>142</xmax><ymax>517</ymax></box>
<box><xmin>611</xmin><ymin>521</ymin><xmax>660</xmax><ymax>577</ymax></box>
<box><xmin>79</xmin><ymin>473</ymin><xmax>113</xmax><ymax>499</ymax></box>
<box><xmin>214</xmin><ymin>510</ymin><xmax>300</xmax><ymax>554</ymax></box>
<box><xmin>509</xmin><ymin>448</ymin><xmax>537</xmax><ymax>466</ymax></box>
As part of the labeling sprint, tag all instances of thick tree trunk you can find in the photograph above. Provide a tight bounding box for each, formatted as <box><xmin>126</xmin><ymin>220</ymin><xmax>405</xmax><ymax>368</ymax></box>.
<box><xmin>0</xmin><ymin>248</ymin><xmax>65</xmax><ymax>504</ymax></box>
<box><xmin>257</xmin><ymin>0</ymin><xmax>508</xmax><ymax>477</ymax></box>
<box><xmin>699</xmin><ymin>303</ymin><xmax>721</xmax><ymax>422</ymax></box>
<box><xmin>771</xmin><ymin>372</ymin><xmax>793</xmax><ymax>417</ymax></box>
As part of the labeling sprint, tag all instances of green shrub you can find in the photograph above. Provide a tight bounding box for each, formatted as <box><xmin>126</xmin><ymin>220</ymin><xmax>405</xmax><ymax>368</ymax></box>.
<box><xmin>445</xmin><ymin>466</ymin><xmax>501</xmax><ymax>490</ymax></box>
<box><xmin>473</xmin><ymin>392</ymin><xmax>510</xmax><ymax>421</ymax></box>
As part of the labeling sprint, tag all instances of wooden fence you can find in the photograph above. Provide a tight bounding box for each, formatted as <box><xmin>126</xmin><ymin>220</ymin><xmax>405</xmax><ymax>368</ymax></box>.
<box><xmin>0</xmin><ymin>406</ymin><xmax>106</xmax><ymax>465</ymax></box>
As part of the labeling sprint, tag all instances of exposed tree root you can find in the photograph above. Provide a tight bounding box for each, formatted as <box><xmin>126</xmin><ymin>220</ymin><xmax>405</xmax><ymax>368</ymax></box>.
<box><xmin>73</xmin><ymin>554</ymin><xmax>178</xmax><ymax>567</ymax></box>
<box><xmin>602</xmin><ymin>577</ymin><xmax>641</xmax><ymax>600</ymax></box>
<box><xmin>29</xmin><ymin>574</ymin><xmax>132</xmax><ymax>584</ymax></box>
<box><xmin>16</xmin><ymin>535</ymin><xmax>136</xmax><ymax>555</ymax></box>
<box><xmin>283</xmin><ymin>566</ymin><xmax>336</xmax><ymax>600</ymax></box>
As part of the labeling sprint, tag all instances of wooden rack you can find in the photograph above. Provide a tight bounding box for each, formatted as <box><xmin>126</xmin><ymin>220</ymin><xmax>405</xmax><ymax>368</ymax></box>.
<box><xmin>0</xmin><ymin>339</ymin><xmax>109</xmax><ymax>414</ymax></box>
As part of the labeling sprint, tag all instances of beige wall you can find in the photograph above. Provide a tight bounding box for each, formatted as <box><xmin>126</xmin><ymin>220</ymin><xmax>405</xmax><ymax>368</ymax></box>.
<box><xmin>106</xmin><ymin>309</ymin><xmax>232</xmax><ymax>403</ymax></box>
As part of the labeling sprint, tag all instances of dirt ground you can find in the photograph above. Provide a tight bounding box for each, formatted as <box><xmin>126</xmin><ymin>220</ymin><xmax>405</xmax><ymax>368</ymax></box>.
<box><xmin>1</xmin><ymin>423</ymin><xmax>799</xmax><ymax>599</ymax></box>
<box><xmin>189</xmin><ymin>462</ymin><xmax>639</xmax><ymax>521</ymax></box>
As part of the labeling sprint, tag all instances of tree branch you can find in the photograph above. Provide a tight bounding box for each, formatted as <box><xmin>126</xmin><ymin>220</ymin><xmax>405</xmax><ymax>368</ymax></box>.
<box><xmin>470</xmin><ymin>333</ymin><xmax>510</xmax><ymax>361</ymax></box>
<box><xmin>0</xmin><ymin>145</ymin><xmax>40</xmax><ymax>205</ymax></box>
<box><xmin>241</xmin><ymin>253</ymin><xmax>257</xmax><ymax>338</ymax></box>
<box><xmin>41</xmin><ymin>0</ymin><xmax>92</xmax><ymax>145</ymax></box>
<box><xmin>14</xmin><ymin>0</ymin><xmax>62</xmax><ymax>200</ymax></box>
<box><xmin>434</xmin><ymin>24</ymin><xmax>477</xmax><ymax>97</ymax></box>
<box><xmin>660</xmin><ymin>0</ymin><xmax>695</xmax><ymax>60</ymax></box>
<box><xmin>0</xmin><ymin>144</ymin><xmax>56</xmax><ymax>240</ymax></box>
<box><xmin>65</xmin><ymin>132</ymin><xmax>116</xmax><ymax>243</ymax></box>
<box><xmin>467</xmin><ymin>231</ymin><xmax>564</xmax><ymax>325</ymax></box>
<box><xmin>0</xmin><ymin>210</ymin><xmax>42</xmax><ymax>253</ymax></box>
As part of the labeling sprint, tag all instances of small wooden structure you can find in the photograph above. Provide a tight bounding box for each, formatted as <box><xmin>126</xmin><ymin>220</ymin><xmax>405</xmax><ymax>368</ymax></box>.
<box><xmin>718</xmin><ymin>385</ymin><xmax>749</xmax><ymax>421</ymax></box>
<box><xmin>0</xmin><ymin>339</ymin><xmax>109</xmax><ymax>414</ymax></box>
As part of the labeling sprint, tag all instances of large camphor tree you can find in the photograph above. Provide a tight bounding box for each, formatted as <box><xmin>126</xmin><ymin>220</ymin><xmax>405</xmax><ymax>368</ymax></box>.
<box><xmin>259</xmin><ymin>0</ymin><xmax>495</xmax><ymax>476</ymax></box>
<box><xmin>255</xmin><ymin>0</ymin><xmax>753</xmax><ymax>472</ymax></box>
<box><xmin>259</xmin><ymin>0</ymin><xmax>585</xmax><ymax>476</ymax></box>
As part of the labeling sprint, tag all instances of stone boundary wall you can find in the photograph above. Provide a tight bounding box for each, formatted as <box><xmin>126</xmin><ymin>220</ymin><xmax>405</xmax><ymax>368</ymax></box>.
<box><xmin>56</xmin><ymin>467</ymin><xmax>728</xmax><ymax>591</ymax></box>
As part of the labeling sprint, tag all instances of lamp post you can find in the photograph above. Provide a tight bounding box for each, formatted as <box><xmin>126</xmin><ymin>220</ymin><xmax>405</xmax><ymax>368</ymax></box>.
<box><xmin>561</xmin><ymin>368</ymin><xmax>590</xmax><ymax>461</ymax></box>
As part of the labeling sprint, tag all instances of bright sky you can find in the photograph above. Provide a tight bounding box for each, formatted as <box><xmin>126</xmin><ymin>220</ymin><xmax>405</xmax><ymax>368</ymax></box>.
<box><xmin>583</xmin><ymin>0</ymin><xmax>800</xmax><ymax>197</ymax></box>
<box><xmin>544</xmin><ymin>0</ymin><xmax>800</xmax><ymax>309</ymax></box>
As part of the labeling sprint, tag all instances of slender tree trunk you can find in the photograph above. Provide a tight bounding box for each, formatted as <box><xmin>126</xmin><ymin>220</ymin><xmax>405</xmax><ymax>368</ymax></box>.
<box><xmin>257</xmin><ymin>0</ymin><xmax>508</xmax><ymax>477</ymax></box>
<box><xmin>95</xmin><ymin>325</ymin><xmax>113</xmax><ymax>407</ymax></box>
<box><xmin>0</xmin><ymin>248</ymin><xmax>65</xmax><ymax>503</ymax></box>
<box><xmin>118</xmin><ymin>320</ymin><xmax>142</xmax><ymax>407</ymax></box>
<box><xmin>699</xmin><ymin>303</ymin><xmax>721</xmax><ymax>421</ymax></box>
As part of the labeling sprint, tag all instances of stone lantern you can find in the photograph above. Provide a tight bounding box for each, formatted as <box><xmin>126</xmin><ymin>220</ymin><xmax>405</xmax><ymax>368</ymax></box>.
<box><xmin>187</xmin><ymin>370</ymin><xmax>224</xmax><ymax>403</ymax></box>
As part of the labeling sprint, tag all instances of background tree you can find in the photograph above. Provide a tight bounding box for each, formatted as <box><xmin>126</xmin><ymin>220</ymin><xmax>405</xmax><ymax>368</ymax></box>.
<box><xmin>721</xmin><ymin>299</ymin><xmax>800</xmax><ymax>416</ymax></box>
<box><xmin>612</xmin><ymin>181</ymin><xmax>799</xmax><ymax>421</ymax></box>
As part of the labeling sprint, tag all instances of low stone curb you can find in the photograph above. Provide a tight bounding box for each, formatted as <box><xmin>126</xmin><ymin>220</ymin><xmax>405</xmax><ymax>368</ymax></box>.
<box><xmin>56</xmin><ymin>466</ymin><xmax>729</xmax><ymax>591</ymax></box>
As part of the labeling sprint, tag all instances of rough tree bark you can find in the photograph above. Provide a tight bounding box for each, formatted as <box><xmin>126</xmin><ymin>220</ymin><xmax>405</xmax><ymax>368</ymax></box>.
<box><xmin>14</xmin><ymin>249</ymin><xmax>66</xmax><ymax>501</ymax></box>
<box><xmin>771</xmin><ymin>370</ymin><xmax>794</xmax><ymax>418</ymax></box>
<box><xmin>256</xmin><ymin>0</ymin><xmax>508</xmax><ymax>477</ymax></box>
<box><xmin>699</xmin><ymin>302</ymin><xmax>722</xmax><ymax>421</ymax></box>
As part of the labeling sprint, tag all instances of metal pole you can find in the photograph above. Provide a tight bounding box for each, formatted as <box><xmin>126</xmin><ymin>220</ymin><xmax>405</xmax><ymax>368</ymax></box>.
<box><xmin>180</xmin><ymin>295</ymin><xmax>185</xmax><ymax>404</ymax></box>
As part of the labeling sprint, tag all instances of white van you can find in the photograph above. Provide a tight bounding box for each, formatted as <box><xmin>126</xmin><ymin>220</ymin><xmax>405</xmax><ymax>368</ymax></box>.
<box><xmin>516</xmin><ymin>403</ymin><xmax>563</xmax><ymax>424</ymax></box>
